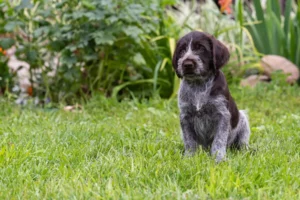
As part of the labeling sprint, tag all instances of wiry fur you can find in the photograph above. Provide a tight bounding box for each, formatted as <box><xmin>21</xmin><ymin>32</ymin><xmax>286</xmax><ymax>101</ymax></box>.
<box><xmin>173</xmin><ymin>31</ymin><xmax>251</xmax><ymax>162</ymax></box>
<box><xmin>229</xmin><ymin>110</ymin><xmax>251</xmax><ymax>148</ymax></box>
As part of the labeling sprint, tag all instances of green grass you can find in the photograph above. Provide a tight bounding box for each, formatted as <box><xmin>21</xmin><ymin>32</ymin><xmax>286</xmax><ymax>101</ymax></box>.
<box><xmin>0</xmin><ymin>82</ymin><xmax>300</xmax><ymax>199</ymax></box>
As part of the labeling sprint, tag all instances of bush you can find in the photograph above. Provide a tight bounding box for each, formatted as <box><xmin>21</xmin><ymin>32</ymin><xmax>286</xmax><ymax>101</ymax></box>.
<box><xmin>0</xmin><ymin>0</ymin><xmax>178</xmax><ymax>103</ymax></box>
<box><xmin>243</xmin><ymin>0</ymin><xmax>300</xmax><ymax>67</ymax></box>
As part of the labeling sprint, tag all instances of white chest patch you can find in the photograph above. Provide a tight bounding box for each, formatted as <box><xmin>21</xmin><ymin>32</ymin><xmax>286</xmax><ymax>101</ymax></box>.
<box><xmin>195</xmin><ymin>88</ymin><xmax>210</xmax><ymax>111</ymax></box>
<box><xmin>178</xmin><ymin>79</ymin><xmax>229</xmax><ymax>144</ymax></box>
<box><xmin>179</xmin><ymin>78</ymin><xmax>214</xmax><ymax>112</ymax></box>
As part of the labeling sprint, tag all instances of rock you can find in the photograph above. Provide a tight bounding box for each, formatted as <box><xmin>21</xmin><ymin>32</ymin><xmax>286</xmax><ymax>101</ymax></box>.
<box><xmin>64</xmin><ymin>105</ymin><xmax>82</xmax><ymax>112</ymax></box>
<box><xmin>261</xmin><ymin>55</ymin><xmax>299</xmax><ymax>84</ymax></box>
<box><xmin>7</xmin><ymin>53</ymin><xmax>31</xmax><ymax>93</ymax></box>
<box><xmin>6</xmin><ymin>46</ymin><xmax>59</xmax><ymax>96</ymax></box>
<box><xmin>240</xmin><ymin>75</ymin><xmax>269</xmax><ymax>88</ymax></box>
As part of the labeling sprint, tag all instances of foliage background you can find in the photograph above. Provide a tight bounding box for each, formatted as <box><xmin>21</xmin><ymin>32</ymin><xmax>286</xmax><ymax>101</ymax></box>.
<box><xmin>0</xmin><ymin>1</ymin><xmax>300</xmax><ymax>198</ymax></box>
<box><xmin>0</xmin><ymin>0</ymin><xmax>299</xmax><ymax>103</ymax></box>
<box><xmin>1</xmin><ymin>0</ymin><xmax>181</xmax><ymax>103</ymax></box>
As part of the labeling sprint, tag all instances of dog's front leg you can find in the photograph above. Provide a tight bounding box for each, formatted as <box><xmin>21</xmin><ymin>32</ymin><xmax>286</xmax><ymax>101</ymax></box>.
<box><xmin>180</xmin><ymin>114</ymin><xmax>199</xmax><ymax>156</ymax></box>
<box><xmin>211</xmin><ymin>114</ymin><xmax>230</xmax><ymax>162</ymax></box>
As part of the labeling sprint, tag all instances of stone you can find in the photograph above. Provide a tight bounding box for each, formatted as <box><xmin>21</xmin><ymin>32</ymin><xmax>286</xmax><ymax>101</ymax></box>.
<box><xmin>261</xmin><ymin>55</ymin><xmax>299</xmax><ymax>84</ymax></box>
<box><xmin>240</xmin><ymin>75</ymin><xmax>269</xmax><ymax>88</ymax></box>
<box><xmin>64</xmin><ymin>105</ymin><xmax>82</xmax><ymax>112</ymax></box>
<box><xmin>6</xmin><ymin>46</ymin><xmax>59</xmax><ymax>97</ymax></box>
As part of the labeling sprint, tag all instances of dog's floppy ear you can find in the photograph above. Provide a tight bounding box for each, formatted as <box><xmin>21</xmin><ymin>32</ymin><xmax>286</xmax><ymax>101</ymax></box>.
<box><xmin>210</xmin><ymin>36</ymin><xmax>230</xmax><ymax>71</ymax></box>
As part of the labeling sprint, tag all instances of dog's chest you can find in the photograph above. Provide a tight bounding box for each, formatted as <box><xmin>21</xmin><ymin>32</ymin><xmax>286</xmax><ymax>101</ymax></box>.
<box><xmin>179</xmin><ymin>88</ymin><xmax>217</xmax><ymax>124</ymax></box>
<box><xmin>180</xmin><ymin>91</ymin><xmax>212</xmax><ymax>113</ymax></box>
<box><xmin>179</xmin><ymin>81</ymin><xmax>219</xmax><ymax>141</ymax></box>
<box><xmin>192</xmin><ymin>95</ymin><xmax>217</xmax><ymax>141</ymax></box>
<box><xmin>178</xmin><ymin>80</ymin><xmax>215</xmax><ymax>114</ymax></box>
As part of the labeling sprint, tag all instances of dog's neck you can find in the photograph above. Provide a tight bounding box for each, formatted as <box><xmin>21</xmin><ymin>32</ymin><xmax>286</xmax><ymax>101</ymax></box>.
<box><xmin>183</xmin><ymin>77</ymin><xmax>206</xmax><ymax>85</ymax></box>
<box><xmin>180</xmin><ymin>77</ymin><xmax>214</xmax><ymax>95</ymax></box>
<box><xmin>182</xmin><ymin>72</ymin><xmax>217</xmax><ymax>87</ymax></box>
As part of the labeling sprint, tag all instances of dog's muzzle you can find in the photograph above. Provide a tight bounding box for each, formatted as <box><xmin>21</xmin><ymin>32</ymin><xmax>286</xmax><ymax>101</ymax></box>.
<box><xmin>182</xmin><ymin>59</ymin><xmax>196</xmax><ymax>75</ymax></box>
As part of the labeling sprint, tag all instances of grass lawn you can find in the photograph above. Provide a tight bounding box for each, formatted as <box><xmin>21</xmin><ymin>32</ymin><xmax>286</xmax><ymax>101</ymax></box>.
<box><xmin>0</xmin><ymin>82</ymin><xmax>300</xmax><ymax>199</ymax></box>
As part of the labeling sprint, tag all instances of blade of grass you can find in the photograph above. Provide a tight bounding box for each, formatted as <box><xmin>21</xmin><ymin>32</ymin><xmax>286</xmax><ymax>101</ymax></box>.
<box><xmin>169</xmin><ymin>37</ymin><xmax>175</xmax><ymax>57</ymax></box>
<box><xmin>169</xmin><ymin>74</ymin><xmax>180</xmax><ymax>99</ymax></box>
<box><xmin>153</xmin><ymin>60</ymin><xmax>162</xmax><ymax>92</ymax></box>
<box><xmin>241</xmin><ymin>27</ymin><xmax>264</xmax><ymax>57</ymax></box>
<box><xmin>253</xmin><ymin>0</ymin><xmax>265</xmax><ymax>22</ymax></box>
<box><xmin>269</xmin><ymin>12</ymin><xmax>285</xmax><ymax>55</ymax></box>
<box><xmin>245</xmin><ymin>14</ymin><xmax>264</xmax><ymax>53</ymax></box>
<box><xmin>283</xmin><ymin>0</ymin><xmax>292</xmax><ymax>36</ymax></box>
<box><xmin>289</xmin><ymin>19</ymin><xmax>296</xmax><ymax>63</ymax></box>
<box><xmin>252</xmin><ymin>0</ymin><xmax>270</xmax><ymax>53</ymax></box>
<box><xmin>235</xmin><ymin>0</ymin><xmax>244</xmax><ymax>51</ymax></box>
<box><xmin>228</xmin><ymin>43</ymin><xmax>243</xmax><ymax>66</ymax></box>
<box><xmin>266</xmin><ymin>0</ymin><xmax>277</xmax><ymax>54</ymax></box>
<box><xmin>294</xmin><ymin>26</ymin><xmax>300</xmax><ymax>66</ymax></box>
<box><xmin>160</xmin><ymin>58</ymin><xmax>169</xmax><ymax>72</ymax></box>
<box><xmin>283</xmin><ymin>0</ymin><xmax>292</xmax><ymax>58</ymax></box>
<box><xmin>270</xmin><ymin>0</ymin><xmax>281</xmax><ymax>21</ymax></box>
<box><xmin>295</xmin><ymin>2</ymin><xmax>300</xmax><ymax>66</ymax></box>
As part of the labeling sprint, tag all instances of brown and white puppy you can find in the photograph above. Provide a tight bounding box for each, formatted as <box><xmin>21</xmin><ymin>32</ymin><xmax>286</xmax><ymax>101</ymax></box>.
<box><xmin>172</xmin><ymin>31</ymin><xmax>250</xmax><ymax>162</ymax></box>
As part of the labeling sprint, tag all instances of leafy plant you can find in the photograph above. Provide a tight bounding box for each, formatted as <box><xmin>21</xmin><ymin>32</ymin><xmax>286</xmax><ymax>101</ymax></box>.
<box><xmin>0</xmin><ymin>0</ymin><xmax>179</xmax><ymax>102</ymax></box>
<box><xmin>244</xmin><ymin>0</ymin><xmax>300</xmax><ymax>67</ymax></box>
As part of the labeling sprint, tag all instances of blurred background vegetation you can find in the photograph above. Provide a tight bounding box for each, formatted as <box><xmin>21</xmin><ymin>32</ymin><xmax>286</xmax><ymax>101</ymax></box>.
<box><xmin>0</xmin><ymin>0</ymin><xmax>299</xmax><ymax>104</ymax></box>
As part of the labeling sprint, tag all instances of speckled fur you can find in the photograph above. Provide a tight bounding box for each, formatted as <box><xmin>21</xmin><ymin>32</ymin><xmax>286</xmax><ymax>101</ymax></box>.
<box><xmin>173</xmin><ymin>31</ymin><xmax>251</xmax><ymax>162</ymax></box>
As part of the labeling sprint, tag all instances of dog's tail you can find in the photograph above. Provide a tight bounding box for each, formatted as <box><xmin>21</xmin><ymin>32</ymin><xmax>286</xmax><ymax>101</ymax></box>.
<box><xmin>239</xmin><ymin>110</ymin><xmax>250</xmax><ymax>136</ymax></box>
<box><xmin>239</xmin><ymin>110</ymin><xmax>250</xmax><ymax>132</ymax></box>
<box><xmin>239</xmin><ymin>110</ymin><xmax>249</xmax><ymax>119</ymax></box>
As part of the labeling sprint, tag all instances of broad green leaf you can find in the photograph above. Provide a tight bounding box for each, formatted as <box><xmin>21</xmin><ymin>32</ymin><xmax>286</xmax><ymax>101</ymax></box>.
<box><xmin>92</xmin><ymin>31</ymin><xmax>116</xmax><ymax>45</ymax></box>
<box><xmin>0</xmin><ymin>38</ymin><xmax>15</xmax><ymax>49</ymax></box>
<box><xmin>15</xmin><ymin>0</ymin><xmax>33</xmax><ymax>11</ymax></box>
<box><xmin>33</xmin><ymin>27</ymin><xmax>50</xmax><ymax>37</ymax></box>
<box><xmin>4</xmin><ymin>21</ymin><xmax>22</xmax><ymax>32</ymax></box>
<box><xmin>123</xmin><ymin>26</ymin><xmax>143</xmax><ymax>39</ymax></box>
<box><xmin>82</xmin><ymin>0</ymin><xmax>96</xmax><ymax>10</ymax></box>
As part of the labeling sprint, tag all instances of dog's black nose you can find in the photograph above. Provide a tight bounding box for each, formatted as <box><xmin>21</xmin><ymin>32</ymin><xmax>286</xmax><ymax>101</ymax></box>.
<box><xmin>183</xmin><ymin>60</ymin><xmax>194</xmax><ymax>69</ymax></box>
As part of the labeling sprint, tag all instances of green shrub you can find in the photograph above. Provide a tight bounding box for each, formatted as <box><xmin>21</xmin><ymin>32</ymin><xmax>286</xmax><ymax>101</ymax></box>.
<box><xmin>0</xmin><ymin>0</ymin><xmax>178</xmax><ymax>103</ymax></box>
<box><xmin>244</xmin><ymin>0</ymin><xmax>300</xmax><ymax>67</ymax></box>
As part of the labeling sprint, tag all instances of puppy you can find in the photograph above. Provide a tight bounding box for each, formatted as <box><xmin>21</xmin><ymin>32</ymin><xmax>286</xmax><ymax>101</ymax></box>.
<box><xmin>172</xmin><ymin>31</ymin><xmax>250</xmax><ymax>162</ymax></box>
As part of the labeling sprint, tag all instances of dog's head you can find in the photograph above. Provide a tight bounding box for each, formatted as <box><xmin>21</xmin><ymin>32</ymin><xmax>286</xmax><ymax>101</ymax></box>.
<box><xmin>172</xmin><ymin>31</ymin><xmax>230</xmax><ymax>80</ymax></box>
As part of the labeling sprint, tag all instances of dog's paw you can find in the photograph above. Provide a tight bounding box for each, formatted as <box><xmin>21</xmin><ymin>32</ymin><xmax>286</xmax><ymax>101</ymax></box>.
<box><xmin>215</xmin><ymin>155</ymin><xmax>227</xmax><ymax>163</ymax></box>
<box><xmin>211</xmin><ymin>149</ymin><xmax>226</xmax><ymax>163</ymax></box>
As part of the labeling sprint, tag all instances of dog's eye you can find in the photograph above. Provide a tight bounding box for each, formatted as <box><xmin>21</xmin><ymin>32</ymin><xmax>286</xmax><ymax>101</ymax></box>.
<box><xmin>179</xmin><ymin>48</ymin><xmax>185</xmax><ymax>56</ymax></box>
<box><xmin>194</xmin><ymin>43</ymin><xmax>205</xmax><ymax>52</ymax></box>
